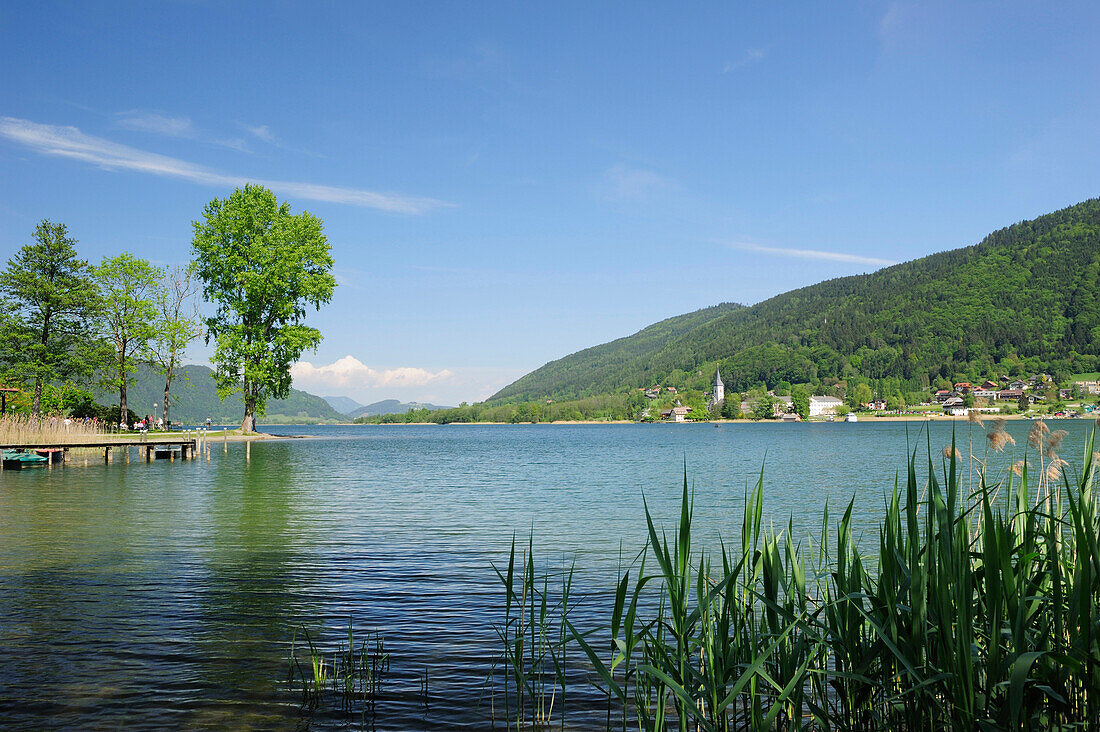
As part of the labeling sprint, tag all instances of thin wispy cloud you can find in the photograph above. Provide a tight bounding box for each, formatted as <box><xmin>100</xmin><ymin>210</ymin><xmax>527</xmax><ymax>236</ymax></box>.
<box><xmin>245</xmin><ymin>124</ymin><xmax>277</xmax><ymax>144</ymax></box>
<box><xmin>594</xmin><ymin>163</ymin><xmax>672</xmax><ymax>202</ymax></box>
<box><xmin>0</xmin><ymin>117</ymin><xmax>451</xmax><ymax>214</ymax></box>
<box><xmin>116</xmin><ymin>109</ymin><xmax>249</xmax><ymax>151</ymax></box>
<box><xmin>291</xmin><ymin>355</ymin><xmax>453</xmax><ymax>388</ymax></box>
<box><xmin>727</xmin><ymin>241</ymin><xmax>897</xmax><ymax>266</ymax></box>
<box><xmin>117</xmin><ymin>111</ymin><xmax>195</xmax><ymax>137</ymax></box>
<box><xmin>723</xmin><ymin>48</ymin><xmax>766</xmax><ymax>73</ymax></box>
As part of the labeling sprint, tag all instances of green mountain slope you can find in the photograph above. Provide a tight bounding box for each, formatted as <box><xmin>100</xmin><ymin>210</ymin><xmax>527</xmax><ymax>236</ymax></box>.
<box><xmin>94</xmin><ymin>363</ymin><xmax>346</xmax><ymax>424</ymax></box>
<box><xmin>492</xmin><ymin>198</ymin><xmax>1100</xmax><ymax>401</ymax></box>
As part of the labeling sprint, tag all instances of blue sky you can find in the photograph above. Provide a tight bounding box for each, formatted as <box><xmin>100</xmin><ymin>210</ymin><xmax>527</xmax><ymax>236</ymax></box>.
<box><xmin>2</xmin><ymin>1</ymin><xmax>1098</xmax><ymax>405</ymax></box>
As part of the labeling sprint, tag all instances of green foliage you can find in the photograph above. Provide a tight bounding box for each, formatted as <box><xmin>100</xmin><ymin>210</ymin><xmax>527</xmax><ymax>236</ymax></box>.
<box><xmin>752</xmin><ymin>393</ymin><xmax>775</xmax><ymax>420</ymax></box>
<box><xmin>490</xmin><ymin>199</ymin><xmax>1100</xmax><ymax>404</ymax></box>
<box><xmin>191</xmin><ymin>185</ymin><xmax>336</xmax><ymax>431</ymax></box>
<box><xmin>94</xmin><ymin>253</ymin><xmax>161</xmax><ymax>423</ymax></box>
<box><xmin>150</xmin><ymin>264</ymin><xmax>204</xmax><ymax>426</ymax></box>
<box><xmin>720</xmin><ymin>393</ymin><xmax>740</xmax><ymax>419</ymax></box>
<box><xmin>791</xmin><ymin>386</ymin><xmax>810</xmax><ymax>419</ymax></box>
<box><xmin>0</xmin><ymin>220</ymin><xmax>100</xmax><ymax>413</ymax></box>
<box><xmin>503</xmin><ymin>427</ymin><xmax>1100</xmax><ymax>730</ymax></box>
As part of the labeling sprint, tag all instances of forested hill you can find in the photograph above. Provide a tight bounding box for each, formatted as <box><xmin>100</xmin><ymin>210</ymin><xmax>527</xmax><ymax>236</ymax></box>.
<box><xmin>491</xmin><ymin>198</ymin><xmax>1100</xmax><ymax>402</ymax></box>
<box><xmin>94</xmin><ymin>363</ymin><xmax>345</xmax><ymax>424</ymax></box>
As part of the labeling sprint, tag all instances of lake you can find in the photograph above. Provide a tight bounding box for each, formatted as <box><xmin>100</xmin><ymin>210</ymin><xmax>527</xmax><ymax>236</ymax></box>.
<box><xmin>0</xmin><ymin>420</ymin><xmax>1094</xmax><ymax>729</ymax></box>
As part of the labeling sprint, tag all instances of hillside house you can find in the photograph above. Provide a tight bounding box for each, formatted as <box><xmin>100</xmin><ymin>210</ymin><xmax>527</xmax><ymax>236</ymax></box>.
<box><xmin>954</xmin><ymin>382</ymin><xmax>973</xmax><ymax>393</ymax></box>
<box><xmin>981</xmin><ymin>380</ymin><xmax>1000</xmax><ymax>391</ymax></box>
<box><xmin>809</xmin><ymin>395</ymin><xmax>843</xmax><ymax>417</ymax></box>
<box><xmin>972</xmin><ymin>389</ymin><xmax>998</xmax><ymax>400</ymax></box>
<box><xmin>669</xmin><ymin>405</ymin><xmax>690</xmax><ymax>422</ymax></box>
<box><xmin>935</xmin><ymin>390</ymin><xmax>954</xmax><ymax>402</ymax></box>
<box><xmin>1008</xmin><ymin>380</ymin><xmax>1029</xmax><ymax>391</ymax></box>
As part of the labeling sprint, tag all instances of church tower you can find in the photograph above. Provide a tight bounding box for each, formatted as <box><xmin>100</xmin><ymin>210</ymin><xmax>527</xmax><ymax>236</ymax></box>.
<box><xmin>709</xmin><ymin>367</ymin><xmax>725</xmax><ymax>408</ymax></box>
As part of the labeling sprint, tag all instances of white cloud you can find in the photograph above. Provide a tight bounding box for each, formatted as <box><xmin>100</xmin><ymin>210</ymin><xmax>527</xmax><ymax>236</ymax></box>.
<box><xmin>595</xmin><ymin>164</ymin><xmax>671</xmax><ymax>201</ymax></box>
<box><xmin>117</xmin><ymin>111</ymin><xmax>195</xmax><ymax>137</ymax></box>
<box><xmin>291</xmin><ymin>355</ymin><xmax>453</xmax><ymax>388</ymax></box>
<box><xmin>246</xmin><ymin>124</ymin><xmax>277</xmax><ymax>144</ymax></box>
<box><xmin>117</xmin><ymin>110</ymin><xmax>249</xmax><ymax>151</ymax></box>
<box><xmin>0</xmin><ymin>116</ymin><xmax>451</xmax><ymax>214</ymax></box>
<box><xmin>722</xmin><ymin>48</ymin><xmax>766</xmax><ymax>73</ymax></box>
<box><xmin>727</xmin><ymin>241</ymin><xmax>897</xmax><ymax>266</ymax></box>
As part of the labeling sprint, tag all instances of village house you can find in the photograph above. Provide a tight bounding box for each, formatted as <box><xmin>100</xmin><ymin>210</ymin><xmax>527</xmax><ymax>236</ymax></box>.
<box><xmin>1008</xmin><ymin>379</ymin><xmax>1029</xmax><ymax>391</ymax></box>
<box><xmin>1078</xmin><ymin>380</ymin><xmax>1100</xmax><ymax>395</ymax></box>
<box><xmin>669</xmin><ymin>405</ymin><xmax>690</xmax><ymax>422</ymax></box>
<box><xmin>953</xmin><ymin>382</ymin><xmax>973</xmax><ymax>393</ymax></box>
<box><xmin>980</xmin><ymin>380</ymin><xmax>1000</xmax><ymax>391</ymax></box>
<box><xmin>868</xmin><ymin>399</ymin><xmax>887</xmax><ymax>411</ymax></box>
<box><xmin>942</xmin><ymin>396</ymin><xmax>968</xmax><ymax>416</ymax></box>
<box><xmin>809</xmin><ymin>395</ymin><xmax>843</xmax><ymax>417</ymax></box>
<box><xmin>971</xmin><ymin>388</ymin><xmax>998</xmax><ymax>400</ymax></box>
<box><xmin>934</xmin><ymin>389</ymin><xmax>954</xmax><ymax>403</ymax></box>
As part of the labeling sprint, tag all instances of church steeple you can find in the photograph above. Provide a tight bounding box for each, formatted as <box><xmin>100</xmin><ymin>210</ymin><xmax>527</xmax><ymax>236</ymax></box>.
<box><xmin>710</xmin><ymin>367</ymin><xmax>725</xmax><ymax>408</ymax></box>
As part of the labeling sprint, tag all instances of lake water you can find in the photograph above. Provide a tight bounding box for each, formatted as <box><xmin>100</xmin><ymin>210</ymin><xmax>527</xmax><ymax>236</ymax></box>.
<box><xmin>0</xmin><ymin>420</ymin><xmax>1094</xmax><ymax>729</ymax></box>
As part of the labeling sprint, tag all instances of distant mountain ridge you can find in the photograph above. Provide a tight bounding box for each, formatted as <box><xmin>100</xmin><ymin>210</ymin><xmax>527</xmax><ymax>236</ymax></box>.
<box><xmin>348</xmin><ymin>399</ymin><xmax>454</xmax><ymax>419</ymax></box>
<box><xmin>322</xmin><ymin>395</ymin><xmax>363</xmax><ymax>415</ymax></box>
<box><xmin>94</xmin><ymin>364</ymin><xmax>346</xmax><ymax>424</ymax></box>
<box><xmin>490</xmin><ymin>198</ymin><xmax>1100</xmax><ymax>402</ymax></box>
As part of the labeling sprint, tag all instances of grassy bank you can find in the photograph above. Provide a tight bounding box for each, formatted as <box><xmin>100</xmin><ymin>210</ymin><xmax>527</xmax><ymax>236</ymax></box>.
<box><xmin>491</xmin><ymin>420</ymin><xmax>1099</xmax><ymax>730</ymax></box>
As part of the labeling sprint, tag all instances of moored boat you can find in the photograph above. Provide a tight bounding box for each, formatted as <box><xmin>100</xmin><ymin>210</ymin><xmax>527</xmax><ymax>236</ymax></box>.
<box><xmin>2</xmin><ymin>450</ymin><xmax>49</xmax><ymax>469</ymax></box>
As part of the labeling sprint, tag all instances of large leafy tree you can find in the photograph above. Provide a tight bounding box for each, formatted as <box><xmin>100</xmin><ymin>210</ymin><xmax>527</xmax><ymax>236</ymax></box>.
<box><xmin>150</xmin><ymin>265</ymin><xmax>203</xmax><ymax>428</ymax></box>
<box><xmin>95</xmin><ymin>253</ymin><xmax>161</xmax><ymax>425</ymax></box>
<box><xmin>0</xmin><ymin>220</ymin><xmax>100</xmax><ymax>414</ymax></box>
<box><xmin>190</xmin><ymin>185</ymin><xmax>336</xmax><ymax>433</ymax></box>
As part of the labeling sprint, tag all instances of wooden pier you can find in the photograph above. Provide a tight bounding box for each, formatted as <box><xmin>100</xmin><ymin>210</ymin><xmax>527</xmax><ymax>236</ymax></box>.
<box><xmin>0</xmin><ymin>438</ymin><xmax>199</xmax><ymax>468</ymax></box>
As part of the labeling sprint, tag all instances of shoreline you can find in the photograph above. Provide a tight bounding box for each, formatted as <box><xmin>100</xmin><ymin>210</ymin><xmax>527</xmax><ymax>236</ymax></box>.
<box><xmin>348</xmin><ymin>412</ymin><xmax>1089</xmax><ymax>426</ymax></box>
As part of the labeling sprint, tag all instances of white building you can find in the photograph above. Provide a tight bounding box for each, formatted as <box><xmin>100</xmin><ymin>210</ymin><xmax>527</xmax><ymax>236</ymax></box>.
<box><xmin>670</xmin><ymin>405</ymin><xmax>691</xmax><ymax>422</ymax></box>
<box><xmin>809</xmin><ymin>395</ymin><xmax>843</xmax><ymax>417</ymax></box>
<box><xmin>708</xmin><ymin>368</ymin><xmax>725</xmax><ymax>410</ymax></box>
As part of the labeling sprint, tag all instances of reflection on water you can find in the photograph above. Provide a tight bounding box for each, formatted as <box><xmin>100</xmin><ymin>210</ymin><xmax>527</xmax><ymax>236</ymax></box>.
<box><xmin>0</xmin><ymin>420</ymin><xmax>1094</xmax><ymax>728</ymax></box>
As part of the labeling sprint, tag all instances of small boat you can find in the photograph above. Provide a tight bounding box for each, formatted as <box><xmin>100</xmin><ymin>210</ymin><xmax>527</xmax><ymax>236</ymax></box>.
<box><xmin>2</xmin><ymin>449</ymin><xmax>49</xmax><ymax>469</ymax></box>
<box><xmin>34</xmin><ymin>448</ymin><xmax>65</xmax><ymax>464</ymax></box>
<box><xmin>845</xmin><ymin>413</ymin><xmax>858</xmax><ymax>423</ymax></box>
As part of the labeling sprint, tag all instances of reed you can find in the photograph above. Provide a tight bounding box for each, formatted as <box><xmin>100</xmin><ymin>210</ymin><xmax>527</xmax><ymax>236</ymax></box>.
<box><xmin>0</xmin><ymin>413</ymin><xmax>110</xmax><ymax>445</ymax></box>
<box><xmin>499</xmin><ymin>423</ymin><xmax>1100</xmax><ymax>730</ymax></box>
<box><xmin>288</xmin><ymin>618</ymin><xmax>390</xmax><ymax>720</ymax></box>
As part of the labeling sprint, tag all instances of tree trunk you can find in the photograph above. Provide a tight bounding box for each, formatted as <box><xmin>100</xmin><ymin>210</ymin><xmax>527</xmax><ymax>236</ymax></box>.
<box><xmin>163</xmin><ymin>383</ymin><xmax>171</xmax><ymax>429</ymax></box>
<box><xmin>120</xmin><ymin>378</ymin><xmax>128</xmax><ymax>427</ymax></box>
<box><xmin>162</xmin><ymin>362</ymin><xmax>174</xmax><ymax>429</ymax></box>
<box><xmin>33</xmin><ymin>378</ymin><xmax>42</xmax><ymax>416</ymax></box>
<box><xmin>241</xmin><ymin>381</ymin><xmax>256</xmax><ymax>433</ymax></box>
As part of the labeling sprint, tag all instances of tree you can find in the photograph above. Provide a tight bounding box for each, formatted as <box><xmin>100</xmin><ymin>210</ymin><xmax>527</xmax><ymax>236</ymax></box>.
<box><xmin>791</xmin><ymin>387</ymin><xmax>810</xmax><ymax>420</ymax></box>
<box><xmin>95</xmin><ymin>253</ymin><xmax>161</xmax><ymax>425</ymax></box>
<box><xmin>753</xmin><ymin>393</ymin><xmax>775</xmax><ymax>420</ymax></box>
<box><xmin>0</xmin><ymin>220</ymin><xmax>100</xmax><ymax>414</ymax></box>
<box><xmin>721</xmin><ymin>392</ymin><xmax>740</xmax><ymax>419</ymax></box>
<box><xmin>191</xmin><ymin>185</ymin><xmax>336</xmax><ymax>432</ymax></box>
<box><xmin>1018</xmin><ymin>393</ymin><xmax>1030</xmax><ymax>413</ymax></box>
<box><xmin>150</xmin><ymin>265</ymin><xmax>203</xmax><ymax>428</ymax></box>
<box><xmin>848</xmin><ymin>383</ymin><xmax>873</xmax><ymax>410</ymax></box>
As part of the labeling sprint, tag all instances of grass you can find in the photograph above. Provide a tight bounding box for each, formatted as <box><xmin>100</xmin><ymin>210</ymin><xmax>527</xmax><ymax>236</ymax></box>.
<box><xmin>494</xmin><ymin>420</ymin><xmax>1100</xmax><ymax>730</ymax></box>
